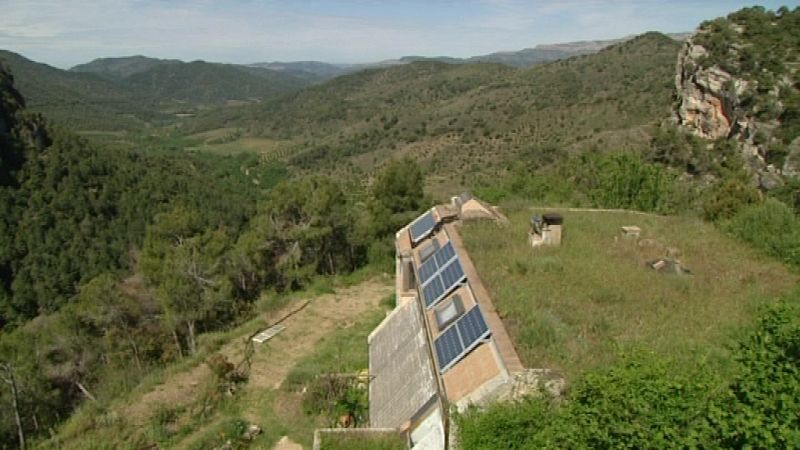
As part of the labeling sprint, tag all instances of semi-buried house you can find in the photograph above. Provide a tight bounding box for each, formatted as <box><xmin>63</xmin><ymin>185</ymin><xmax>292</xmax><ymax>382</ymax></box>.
<box><xmin>368</xmin><ymin>195</ymin><xmax>524</xmax><ymax>449</ymax></box>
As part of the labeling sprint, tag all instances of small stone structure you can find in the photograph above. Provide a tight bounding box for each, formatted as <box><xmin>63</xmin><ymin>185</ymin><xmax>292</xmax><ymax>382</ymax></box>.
<box><xmin>451</xmin><ymin>192</ymin><xmax>509</xmax><ymax>224</ymax></box>
<box><xmin>529</xmin><ymin>214</ymin><xmax>563</xmax><ymax>248</ymax></box>
<box><xmin>621</xmin><ymin>226</ymin><xmax>641</xmax><ymax>238</ymax></box>
<box><xmin>648</xmin><ymin>257</ymin><xmax>692</xmax><ymax>275</ymax></box>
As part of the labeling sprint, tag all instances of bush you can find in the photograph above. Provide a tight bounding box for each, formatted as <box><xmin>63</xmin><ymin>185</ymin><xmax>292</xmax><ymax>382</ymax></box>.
<box><xmin>706</xmin><ymin>301</ymin><xmax>800</xmax><ymax>447</ymax></box>
<box><xmin>722</xmin><ymin>199</ymin><xmax>800</xmax><ymax>267</ymax></box>
<box><xmin>456</xmin><ymin>352</ymin><xmax>712</xmax><ymax>449</ymax></box>
<box><xmin>702</xmin><ymin>176</ymin><xmax>760</xmax><ymax>221</ymax></box>
<box><xmin>589</xmin><ymin>153</ymin><xmax>678</xmax><ymax>213</ymax></box>
<box><xmin>457</xmin><ymin>297</ymin><xmax>800</xmax><ymax>448</ymax></box>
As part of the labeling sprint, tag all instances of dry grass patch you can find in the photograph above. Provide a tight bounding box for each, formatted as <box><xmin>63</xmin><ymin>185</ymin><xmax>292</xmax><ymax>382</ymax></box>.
<box><xmin>461</xmin><ymin>208</ymin><xmax>797</xmax><ymax>378</ymax></box>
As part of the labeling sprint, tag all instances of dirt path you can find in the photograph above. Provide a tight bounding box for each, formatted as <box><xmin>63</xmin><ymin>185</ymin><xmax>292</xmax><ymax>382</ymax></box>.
<box><xmin>121</xmin><ymin>277</ymin><xmax>393</xmax><ymax>428</ymax></box>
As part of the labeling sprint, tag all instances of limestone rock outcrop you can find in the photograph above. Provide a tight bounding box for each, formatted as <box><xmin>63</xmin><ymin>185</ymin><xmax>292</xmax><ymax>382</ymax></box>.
<box><xmin>675</xmin><ymin>42</ymin><xmax>739</xmax><ymax>141</ymax></box>
<box><xmin>674</xmin><ymin>29</ymin><xmax>795</xmax><ymax>187</ymax></box>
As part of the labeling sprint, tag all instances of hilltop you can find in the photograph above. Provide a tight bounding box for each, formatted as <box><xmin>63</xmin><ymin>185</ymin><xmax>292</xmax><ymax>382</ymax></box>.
<box><xmin>462</xmin><ymin>208</ymin><xmax>796</xmax><ymax>377</ymax></box>
<box><xmin>71</xmin><ymin>55</ymin><xmax>182</xmax><ymax>78</ymax></box>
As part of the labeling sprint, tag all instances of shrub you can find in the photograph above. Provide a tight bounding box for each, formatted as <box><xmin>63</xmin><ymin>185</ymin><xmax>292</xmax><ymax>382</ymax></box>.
<box><xmin>705</xmin><ymin>301</ymin><xmax>800</xmax><ymax>447</ymax></box>
<box><xmin>722</xmin><ymin>198</ymin><xmax>800</xmax><ymax>267</ymax></box>
<box><xmin>456</xmin><ymin>352</ymin><xmax>713</xmax><ymax>449</ymax></box>
<box><xmin>457</xmin><ymin>298</ymin><xmax>800</xmax><ymax>448</ymax></box>
<box><xmin>702</xmin><ymin>175</ymin><xmax>760</xmax><ymax>221</ymax></box>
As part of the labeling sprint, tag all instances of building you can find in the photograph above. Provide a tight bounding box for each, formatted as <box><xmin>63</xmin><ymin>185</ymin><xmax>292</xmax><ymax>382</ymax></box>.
<box><xmin>368</xmin><ymin>197</ymin><xmax>524</xmax><ymax>449</ymax></box>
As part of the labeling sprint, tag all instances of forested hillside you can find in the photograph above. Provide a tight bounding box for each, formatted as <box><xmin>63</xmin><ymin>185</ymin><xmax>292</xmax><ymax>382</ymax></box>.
<box><xmin>71</xmin><ymin>55</ymin><xmax>181</xmax><ymax>79</ymax></box>
<box><xmin>0</xmin><ymin>57</ymin><xmax>431</xmax><ymax>446</ymax></box>
<box><xmin>0</xmin><ymin>51</ymin><xmax>311</xmax><ymax>131</ymax></box>
<box><xmin>0</xmin><ymin>50</ymin><xmax>164</xmax><ymax>130</ymax></box>
<box><xmin>187</xmin><ymin>33</ymin><xmax>680</xmax><ymax>185</ymax></box>
<box><xmin>123</xmin><ymin>61</ymin><xmax>309</xmax><ymax>105</ymax></box>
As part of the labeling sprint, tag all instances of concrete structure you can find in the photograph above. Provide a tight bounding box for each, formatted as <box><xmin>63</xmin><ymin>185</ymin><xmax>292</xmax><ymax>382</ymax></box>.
<box><xmin>529</xmin><ymin>213</ymin><xmax>563</xmax><ymax>248</ymax></box>
<box><xmin>451</xmin><ymin>192</ymin><xmax>508</xmax><ymax>223</ymax></box>
<box><xmin>368</xmin><ymin>197</ymin><xmax>524</xmax><ymax>449</ymax></box>
<box><xmin>368</xmin><ymin>299</ymin><xmax>439</xmax><ymax>432</ymax></box>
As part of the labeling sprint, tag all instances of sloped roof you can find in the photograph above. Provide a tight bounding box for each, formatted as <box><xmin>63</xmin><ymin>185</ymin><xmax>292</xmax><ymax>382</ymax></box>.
<box><xmin>368</xmin><ymin>298</ymin><xmax>438</xmax><ymax>428</ymax></box>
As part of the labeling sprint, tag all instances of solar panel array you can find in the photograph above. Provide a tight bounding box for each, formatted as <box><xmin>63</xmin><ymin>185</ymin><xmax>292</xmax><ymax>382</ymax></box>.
<box><xmin>418</xmin><ymin>241</ymin><xmax>465</xmax><ymax>308</ymax></box>
<box><xmin>409</xmin><ymin>210</ymin><xmax>436</xmax><ymax>244</ymax></box>
<box><xmin>434</xmin><ymin>305</ymin><xmax>491</xmax><ymax>372</ymax></box>
<box><xmin>418</xmin><ymin>240</ymin><xmax>455</xmax><ymax>284</ymax></box>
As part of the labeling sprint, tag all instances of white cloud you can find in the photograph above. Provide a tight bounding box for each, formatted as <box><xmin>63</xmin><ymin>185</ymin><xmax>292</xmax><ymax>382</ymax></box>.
<box><xmin>0</xmin><ymin>0</ymin><xmax>794</xmax><ymax>67</ymax></box>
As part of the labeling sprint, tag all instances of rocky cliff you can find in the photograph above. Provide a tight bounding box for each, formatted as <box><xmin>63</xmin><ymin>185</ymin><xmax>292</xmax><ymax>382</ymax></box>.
<box><xmin>674</xmin><ymin>7</ymin><xmax>800</xmax><ymax>189</ymax></box>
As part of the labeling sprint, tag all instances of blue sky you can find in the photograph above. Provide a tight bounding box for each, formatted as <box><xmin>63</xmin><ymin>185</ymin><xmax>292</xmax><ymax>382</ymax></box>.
<box><xmin>0</xmin><ymin>1</ymin><xmax>796</xmax><ymax>68</ymax></box>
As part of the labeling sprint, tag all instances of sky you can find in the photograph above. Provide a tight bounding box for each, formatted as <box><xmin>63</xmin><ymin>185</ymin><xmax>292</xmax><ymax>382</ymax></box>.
<box><xmin>0</xmin><ymin>0</ymin><xmax>797</xmax><ymax>68</ymax></box>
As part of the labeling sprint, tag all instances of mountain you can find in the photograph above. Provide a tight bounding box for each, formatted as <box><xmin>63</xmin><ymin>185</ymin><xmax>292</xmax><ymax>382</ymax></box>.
<box><xmin>247</xmin><ymin>61</ymin><xmax>350</xmax><ymax>83</ymax></box>
<box><xmin>0</xmin><ymin>49</ymin><xmax>163</xmax><ymax>130</ymax></box>
<box><xmin>0</xmin><ymin>51</ymin><xmax>312</xmax><ymax>130</ymax></box>
<box><xmin>124</xmin><ymin>61</ymin><xmax>309</xmax><ymax>105</ymax></box>
<box><xmin>70</xmin><ymin>55</ymin><xmax>181</xmax><ymax>78</ymax></box>
<box><xmin>71</xmin><ymin>56</ymin><xmax>311</xmax><ymax>103</ymax></box>
<box><xmin>190</xmin><ymin>32</ymin><xmax>681</xmax><ymax>181</ymax></box>
<box><xmin>245</xmin><ymin>32</ymin><xmax>694</xmax><ymax>83</ymax></box>
<box><xmin>465</xmin><ymin>32</ymin><xmax>691</xmax><ymax>67</ymax></box>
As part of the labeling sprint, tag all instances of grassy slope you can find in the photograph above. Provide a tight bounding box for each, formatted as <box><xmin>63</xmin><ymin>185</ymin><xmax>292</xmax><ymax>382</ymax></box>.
<box><xmin>461</xmin><ymin>207</ymin><xmax>797</xmax><ymax>379</ymax></box>
<box><xmin>185</xmin><ymin>33</ymin><xmax>680</xmax><ymax>192</ymax></box>
<box><xmin>42</xmin><ymin>275</ymin><xmax>392</xmax><ymax>449</ymax></box>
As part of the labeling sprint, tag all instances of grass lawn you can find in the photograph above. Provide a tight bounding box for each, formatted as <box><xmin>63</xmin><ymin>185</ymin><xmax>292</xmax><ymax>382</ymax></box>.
<box><xmin>461</xmin><ymin>207</ymin><xmax>798</xmax><ymax>379</ymax></box>
<box><xmin>317</xmin><ymin>430</ymin><xmax>406</xmax><ymax>450</ymax></box>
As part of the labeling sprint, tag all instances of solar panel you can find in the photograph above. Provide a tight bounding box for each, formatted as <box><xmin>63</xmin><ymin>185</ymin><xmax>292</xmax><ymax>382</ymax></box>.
<box><xmin>440</xmin><ymin>259</ymin><xmax>465</xmax><ymax>290</ymax></box>
<box><xmin>422</xmin><ymin>276</ymin><xmax>444</xmax><ymax>307</ymax></box>
<box><xmin>434</xmin><ymin>324</ymin><xmax>463</xmax><ymax>372</ymax></box>
<box><xmin>418</xmin><ymin>257</ymin><xmax>439</xmax><ymax>284</ymax></box>
<box><xmin>457</xmin><ymin>305</ymin><xmax>489</xmax><ymax>345</ymax></box>
<box><xmin>409</xmin><ymin>210</ymin><xmax>436</xmax><ymax>244</ymax></box>
<box><xmin>434</xmin><ymin>305</ymin><xmax>491</xmax><ymax>372</ymax></box>
<box><xmin>422</xmin><ymin>256</ymin><xmax>466</xmax><ymax>308</ymax></box>
<box><xmin>416</xmin><ymin>239</ymin><xmax>456</xmax><ymax>284</ymax></box>
<box><xmin>434</xmin><ymin>241</ymin><xmax>456</xmax><ymax>267</ymax></box>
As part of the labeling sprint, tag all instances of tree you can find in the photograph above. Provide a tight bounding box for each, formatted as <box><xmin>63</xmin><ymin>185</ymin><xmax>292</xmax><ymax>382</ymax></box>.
<box><xmin>142</xmin><ymin>207</ymin><xmax>231</xmax><ymax>356</ymax></box>
<box><xmin>71</xmin><ymin>273</ymin><xmax>146</xmax><ymax>370</ymax></box>
<box><xmin>157</xmin><ymin>229</ymin><xmax>231</xmax><ymax>355</ymax></box>
<box><xmin>0</xmin><ymin>361</ymin><xmax>24</xmax><ymax>449</ymax></box>
<box><xmin>232</xmin><ymin>177</ymin><xmax>360</xmax><ymax>292</ymax></box>
<box><xmin>363</xmin><ymin>158</ymin><xmax>429</xmax><ymax>266</ymax></box>
<box><xmin>0</xmin><ymin>329</ymin><xmax>67</xmax><ymax>448</ymax></box>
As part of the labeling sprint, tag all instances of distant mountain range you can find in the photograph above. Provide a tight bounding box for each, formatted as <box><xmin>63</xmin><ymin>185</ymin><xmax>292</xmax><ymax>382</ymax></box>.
<box><xmin>71</xmin><ymin>55</ymin><xmax>182</xmax><ymax>78</ymax></box>
<box><xmin>185</xmin><ymin>32</ymin><xmax>683</xmax><ymax>176</ymax></box>
<box><xmin>0</xmin><ymin>50</ymin><xmax>311</xmax><ymax>130</ymax></box>
<box><xmin>0</xmin><ymin>32</ymin><xmax>690</xmax><ymax>130</ymax></box>
<box><xmin>70</xmin><ymin>32</ymin><xmax>692</xmax><ymax>84</ymax></box>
